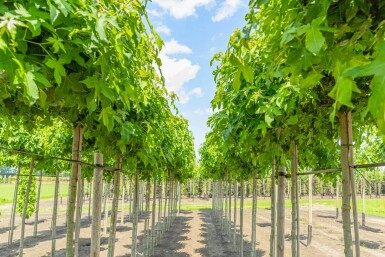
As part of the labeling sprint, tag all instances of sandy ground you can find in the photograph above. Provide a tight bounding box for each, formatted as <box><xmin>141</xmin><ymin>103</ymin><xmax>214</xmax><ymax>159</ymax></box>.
<box><xmin>1</xmin><ymin>197</ymin><xmax>385</xmax><ymax>257</ymax></box>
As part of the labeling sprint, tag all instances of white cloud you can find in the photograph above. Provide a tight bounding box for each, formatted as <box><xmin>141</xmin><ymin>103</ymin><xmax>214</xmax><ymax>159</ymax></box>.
<box><xmin>179</xmin><ymin>88</ymin><xmax>203</xmax><ymax>104</ymax></box>
<box><xmin>147</xmin><ymin>9</ymin><xmax>165</xmax><ymax>18</ymax></box>
<box><xmin>153</xmin><ymin>0</ymin><xmax>215</xmax><ymax>19</ymax></box>
<box><xmin>212</xmin><ymin>0</ymin><xmax>243</xmax><ymax>22</ymax></box>
<box><xmin>162</xmin><ymin>39</ymin><xmax>192</xmax><ymax>55</ymax></box>
<box><xmin>193</xmin><ymin>107</ymin><xmax>213</xmax><ymax>115</ymax></box>
<box><xmin>155</xmin><ymin>23</ymin><xmax>171</xmax><ymax>35</ymax></box>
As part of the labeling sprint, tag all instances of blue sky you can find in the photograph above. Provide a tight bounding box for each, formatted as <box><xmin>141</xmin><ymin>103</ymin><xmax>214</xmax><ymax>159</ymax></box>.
<box><xmin>146</xmin><ymin>0</ymin><xmax>248</xmax><ymax>155</ymax></box>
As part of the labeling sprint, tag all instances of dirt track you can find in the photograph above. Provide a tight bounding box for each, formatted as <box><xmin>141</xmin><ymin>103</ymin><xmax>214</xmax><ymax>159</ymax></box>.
<box><xmin>1</xmin><ymin>198</ymin><xmax>385</xmax><ymax>256</ymax></box>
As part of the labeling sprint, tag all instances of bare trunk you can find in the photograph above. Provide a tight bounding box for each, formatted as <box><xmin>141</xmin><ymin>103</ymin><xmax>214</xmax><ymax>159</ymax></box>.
<box><xmin>277</xmin><ymin>166</ymin><xmax>286</xmax><ymax>257</ymax></box>
<box><xmin>33</xmin><ymin>170</ymin><xmax>43</xmax><ymax>237</ymax></box>
<box><xmin>121</xmin><ymin>175</ymin><xmax>125</xmax><ymax>224</ymax></box>
<box><xmin>339</xmin><ymin>112</ymin><xmax>354</xmax><ymax>257</ymax></box>
<box><xmin>131</xmin><ymin>162</ymin><xmax>139</xmax><ymax>257</ymax></box>
<box><xmin>66</xmin><ymin>126</ymin><xmax>83</xmax><ymax>257</ymax></box>
<box><xmin>251</xmin><ymin>175</ymin><xmax>257</xmax><ymax>257</ymax></box>
<box><xmin>233</xmin><ymin>180</ymin><xmax>237</xmax><ymax>251</ymax></box>
<box><xmin>240</xmin><ymin>180</ymin><xmax>244</xmax><ymax>257</ymax></box>
<box><xmin>8</xmin><ymin>163</ymin><xmax>21</xmax><ymax>245</ymax></box>
<box><xmin>51</xmin><ymin>169</ymin><xmax>60</xmax><ymax>257</ymax></box>
<box><xmin>291</xmin><ymin>144</ymin><xmax>299</xmax><ymax>257</ymax></box>
<box><xmin>308</xmin><ymin>174</ymin><xmax>313</xmax><ymax>246</ymax></box>
<box><xmin>107</xmin><ymin>158</ymin><xmax>121</xmax><ymax>257</ymax></box>
<box><xmin>270</xmin><ymin>159</ymin><xmax>276</xmax><ymax>257</ymax></box>
<box><xmin>151</xmin><ymin>180</ymin><xmax>157</xmax><ymax>256</ymax></box>
<box><xmin>90</xmin><ymin>153</ymin><xmax>103</xmax><ymax>257</ymax></box>
<box><xmin>74</xmin><ymin>174</ymin><xmax>84</xmax><ymax>257</ymax></box>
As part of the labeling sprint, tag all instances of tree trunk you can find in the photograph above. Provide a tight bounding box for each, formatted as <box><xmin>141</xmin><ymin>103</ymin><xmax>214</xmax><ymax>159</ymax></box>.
<box><xmin>308</xmin><ymin>174</ymin><xmax>313</xmax><ymax>246</ymax></box>
<box><xmin>270</xmin><ymin>159</ymin><xmax>276</xmax><ymax>257</ymax></box>
<box><xmin>131</xmin><ymin>162</ymin><xmax>139</xmax><ymax>257</ymax></box>
<box><xmin>362</xmin><ymin>177</ymin><xmax>365</xmax><ymax>227</ymax></box>
<box><xmin>121</xmin><ymin>175</ymin><xmax>125</xmax><ymax>224</ymax></box>
<box><xmin>74</xmin><ymin>174</ymin><xmax>84</xmax><ymax>257</ymax></box>
<box><xmin>339</xmin><ymin>112</ymin><xmax>355</xmax><ymax>257</ymax></box>
<box><xmin>33</xmin><ymin>170</ymin><xmax>43</xmax><ymax>237</ymax></box>
<box><xmin>336</xmin><ymin>178</ymin><xmax>339</xmax><ymax>220</ymax></box>
<box><xmin>151</xmin><ymin>180</ymin><xmax>157</xmax><ymax>256</ymax></box>
<box><xmin>103</xmin><ymin>182</ymin><xmax>109</xmax><ymax>235</ymax></box>
<box><xmin>90</xmin><ymin>153</ymin><xmax>103</xmax><ymax>257</ymax></box>
<box><xmin>240</xmin><ymin>180</ymin><xmax>244</xmax><ymax>257</ymax></box>
<box><xmin>277</xmin><ymin>166</ymin><xmax>286</xmax><ymax>257</ymax></box>
<box><xmin>66</xmin><ymin>126</ymin><xmax>83</xmax><ymax>257</ymax></box>
<box><xmin>19</xmin><ymin>159</ymin><xmax>34</xmax><ymax>257</ymax></box>
<box><xmin>291</xmin><ymin>144</ymin><xmax>299</xmax><ymax>257</ymax></box>
<box><xmin>233</xmin><ymin>180</ymin><xmax>237</xmax><ymax>251</ymax></box>
<box><xmin>8</xmin><ymin>163</ymin><xmax>21</xmax><ymax>245</ymax></box>
<box><xmin>107</xmin><ymin>158</ymin><xmax>121</xmax><ymax>257</ymax></box>
<box><xmin>88</xmin><ymin>181</ymin><xmax>92</xmax><ymax>221</ymax></box>
<box><xmin>251</xmin><ymin>175</ymin><xmax>257</xmax><ymax>257</ymax></box>
<box><xmin>51</xmin><ymin>169</ymin><xmax>60</xmax><ymax>257</ymax></box>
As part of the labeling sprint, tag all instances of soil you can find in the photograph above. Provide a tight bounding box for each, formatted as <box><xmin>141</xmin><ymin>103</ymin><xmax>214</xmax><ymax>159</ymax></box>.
<box><xmin>1</xmin><ymin>197</ymin><xmax>385</xmax><ymax>257</ymax></box>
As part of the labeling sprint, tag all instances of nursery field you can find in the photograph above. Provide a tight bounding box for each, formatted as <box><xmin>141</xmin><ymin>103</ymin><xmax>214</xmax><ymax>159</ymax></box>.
<box><xmin>1</xmin><ymin>197</ymin><xmax>385</xmax><ymax>257</ymax></box>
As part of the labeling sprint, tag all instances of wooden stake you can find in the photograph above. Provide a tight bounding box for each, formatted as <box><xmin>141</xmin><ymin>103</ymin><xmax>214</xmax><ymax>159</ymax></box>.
<box><xmin>270</xmin><ymin>159</ymin><xmax>276</xmax><ymax>257</ymax></box>
<box><xmin>308</xmin><ymin>174</ymin><xmax>312</xmax><ymax>246</ymax></box>
<box><xmin>291</xmin><ymin>144</ymin><xmax>299</xmax><ymax>257</ymax></box>
<box><xmin>240</xmin><ymin>180</ymin><xmax>244</xmax><ymax>257</ymax></box>
<box><xmin>131</xmin><ymin>162</ymin><xmax>139</xmax><ymax>257</ymax></box>
<box><xmin>251</xmin><ymin>174</ymin><xmax>257</xmax><ymax>257</ymax></box>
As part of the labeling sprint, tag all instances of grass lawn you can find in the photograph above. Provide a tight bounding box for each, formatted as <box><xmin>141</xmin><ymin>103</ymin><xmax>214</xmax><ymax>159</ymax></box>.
<box><xmin>0</xmin><ymin>183</ymin><xmax>69</xmax><ymax>207</ymax></box>
<box><xmin>180</xmin><ymin>197</ymin><xmax>385</xmax><ymax>217</ymax></box>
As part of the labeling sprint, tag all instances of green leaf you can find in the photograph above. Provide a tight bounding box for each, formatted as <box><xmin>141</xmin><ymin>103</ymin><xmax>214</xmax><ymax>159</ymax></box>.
<box><xmin>265</xmin><ymin>113</ymin><xmax>274</xmax><ymax>127</ymax></box>
<box><xmin>301</xmin><ymin>71</ymin><xmax>323</xmax><ymax>88</ymax></box>
<box><xmin>240</xmin><ymin>65</ymin><xmax>254</xmax><ymax>84</ymax></box>
<box><xmin>45</xmin><ymin>58</ymin><xmax>66</xmax><ymax>85</ymax></box>
<box><xmin>39</xmin><ymin>88</ymin><xmax>47</xmax><ymax>109</ymax></box>
<box><xmin>100</xmin><ymin>107</ymin><xmax>114</xmax><ymax>132</ymax></box>
<box><xmin>96</xmin><ymin>17</ymin><xmax>107</xmax><ymax>41</ymax></box>
<box><xmin>305</xmin><ymin>27</ymin><xmax>325</xmax><ymax>54</ymax></box>
<box><xmin>24</xmin><ymin>71</ymin><xmax>39</xmax><ymax>102</ymax></box>
<box><xmin>287</xmin><ymin>115</ymin><xmax>298</xmax><ymax>125</ymax></box>
<box><xmin>52</xmin><ymin>0</ymin><xmax>72</xmax><ymax>17</ymax></box>
<box><xmin>232</xmin><ymin>70</ymin><xmax>241</xmax><ymax>92</ymax></box>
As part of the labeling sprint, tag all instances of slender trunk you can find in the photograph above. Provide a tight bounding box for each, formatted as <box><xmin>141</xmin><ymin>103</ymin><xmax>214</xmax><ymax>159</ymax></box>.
<box><xmin>339</xmin><ymin>112</ymin><xmax>354</xmax><ymax>257</ymax></box>
<box><xmin>121</xmin><ymin>175</ymin><xmax>125</xmax><ymax>224</ymax></box>
<box><xmin>33</xmin><ymin>170</ymin><xmax>43</xmax><ymax>237</ymax></box>
<box><xmin>144</xmin><ymin>180</ymin><xmax>150</xmax><ymax>257</ymax></box>
<box><xmin>51</xmin><ymin>169</ymin><xmax>60</xmax><ymax>257</ymax></box>
<box><xmin>151</xmin><ymin>180</ymin><xmax>157</xmax><ymax>256</ymax></box>
<box><xmin>74</xmin><ymin>173</ymin><xmax>84</xmax><ymax>257</ymax></box>
<box><xmin>251</xmin><ymin>175</ymin><xmax>257</xmax><ymax>257</ymax></box>
<box><xmin>291</xmin><ymin>144</ymin><xmax>299</xmax><ymax>257</ymax></box>
<box><xmin>66</xmin><ymin>126</ymin><xmax>83</xmax><ymax>257</ymax></box>
<box><xmin>90</xmin><ymin>153</ymin><xmax>103</xmax><ymax>257</ymax></box>
<box><xmin>129</xmin><ymin>178</ymin><xmax>133</xmax><ymax>219</ymax></box>
<box><xmin>270</xmin><ymin>159</ymin><xmax>276</xmax><ymax>257</ymax></box>
<box><xmin>19</xmin><ymin>159</ymin><xmax>34</xmax><ymax>257</ymax></box>
<box><xmin>233</xmin><ymin>180</ymin><xmax>237</xmax><ymax>251</ymax></box>
<box><xmin>228</xmin><ymin>181</ymin><xmax>232</xmax><ymax>236</ymax></box>
<box><xmin>107</xmin><ymin>158</ymin><xmax>121</xmax><ymax>257</ymax></box>
<box><xmin>308</xmin><ymin>175</ymin><xmax>313</xmax><ymax>246</ymax></box>
<box><xmin>103</xmin><ymin>182</ymin><xmax>109</xmax><ymax>235</ymax></box>
<box><xmin>131</xmin><ymin>162</ymin><xmax>139</xmax><ymax>257</ymax></box>
<box><xmin>336</xmin><ymin>178</ymin><xmax>339</xmax><ymax>220</ymax></box>
<box><xmin>345</xmin><ymin>112</ymin><xmax>360</xmax><ymax>257</ymax></box>
<box><xmin>8</xmin><ymin>163</ymin><xmax>21</xmax><ymax>245</ymax></box>
<box><xmin>240</xmin><ymin>180</ymin><xmax>244</xmax><ymax>257</ymax></box>
<box><xmin>362</xmin><ymin>177</ymin><xmax>365</xmax><ymax>227</ymax></box>
<box><xmin>157</xmin><ymin>181</ymin><xmax>162</xmax><ymax>245</ymax></box>
<box><xmin>88</xmin><ymin>181</ymin><xmax>92</xmax><ymax>221</ymax></box>
<box><xmin>277</xmin><ymin>166</ymin><xmax>286</xmax><ymax>257</ymax></box>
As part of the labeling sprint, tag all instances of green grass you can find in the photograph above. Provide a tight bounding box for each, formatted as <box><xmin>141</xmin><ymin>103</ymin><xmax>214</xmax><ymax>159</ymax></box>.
<box><xmin>179</xmin><ymin>198</ymin><xmax>385</xmax><ymax>217</ymax></box>
<box><xmin>0</xmin><ymin>183</ymin><xmax>69</xmax><ymax>207</ymax></box>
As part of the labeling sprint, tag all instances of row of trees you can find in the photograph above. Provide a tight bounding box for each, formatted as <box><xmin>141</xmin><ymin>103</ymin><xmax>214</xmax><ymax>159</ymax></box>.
<box><xmin>200</xmin><ymin>1</ymin><xmax>385</xmax><ymax>257</ymax></box>
<box><xmin>0</xmin><ymin>1</ymin><xmax>195</xmax><ymax>257</ymax></box>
